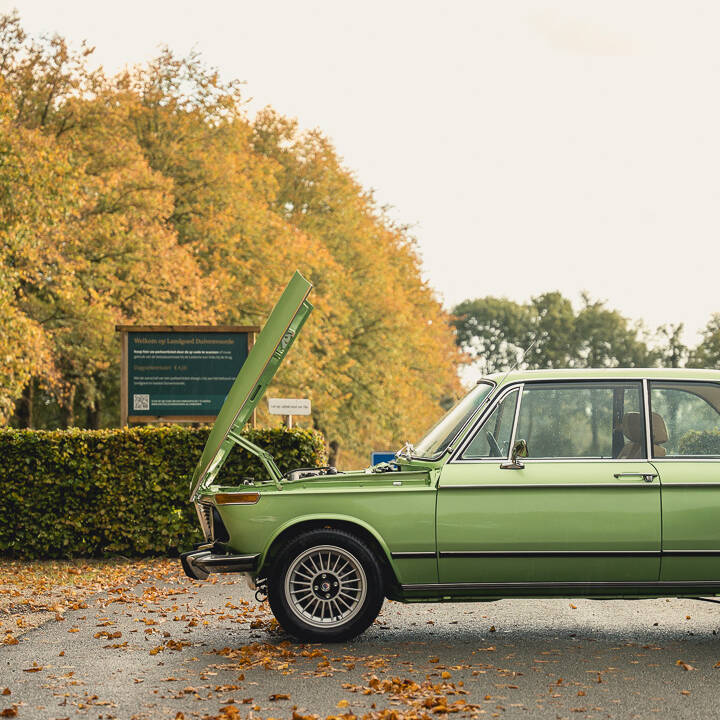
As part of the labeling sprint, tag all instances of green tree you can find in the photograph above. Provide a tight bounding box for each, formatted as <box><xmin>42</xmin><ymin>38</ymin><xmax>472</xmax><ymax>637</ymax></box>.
<box><xmin>575</xmin><ymin>294</ymin><xmax>655</xmax><ymax>367</ymax></box>
<box><xmin>452</xmin><ymin>297</ymin><xmax>534</xmax><ymax>374</ymax></box>
<box><xmin>689</xmin><ymin>316</ymin><xmax>720</xmax><ymax>368</ymax></box>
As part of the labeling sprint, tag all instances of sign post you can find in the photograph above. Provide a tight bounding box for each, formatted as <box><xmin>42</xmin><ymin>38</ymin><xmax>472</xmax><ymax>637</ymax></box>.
<box><xmin>268</xmin><ymin>398</ymin><xmax>311</xmax><ymax>429</ymax></box>
<box><xmin>116</xmin><ymin>325</ymin><xmax>259</xmax><ymax>426</ymax></box>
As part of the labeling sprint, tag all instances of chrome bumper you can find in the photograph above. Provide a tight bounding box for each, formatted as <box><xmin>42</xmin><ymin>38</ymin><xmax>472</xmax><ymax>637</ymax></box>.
<box><xmin>180</xmin><ymin>547</ymin><xmax>260</xmax><ymax>581</ymax></box>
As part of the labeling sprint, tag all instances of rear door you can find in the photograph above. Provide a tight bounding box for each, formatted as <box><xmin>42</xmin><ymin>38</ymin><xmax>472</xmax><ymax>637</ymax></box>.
<box><xmin>437</xmin><ymin>380</ymin><xmax>662</xmax><ymax>586</ymax></box>
<box><xmin>649</xmin><ymin>380</ymin><xmax>720</xmax><ymax>581</ymax></box>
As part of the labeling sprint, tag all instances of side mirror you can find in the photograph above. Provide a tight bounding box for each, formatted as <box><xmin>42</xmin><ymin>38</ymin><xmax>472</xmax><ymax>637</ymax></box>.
<box><xmin>501</xmin><ymin>439</ymin><xmax>528</xmax><ymax>470</ymax></box>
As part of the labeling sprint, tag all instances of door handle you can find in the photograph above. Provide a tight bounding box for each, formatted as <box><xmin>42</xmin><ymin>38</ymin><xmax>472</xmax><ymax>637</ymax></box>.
<box><xmin>613</xmin><ymin>472</ymin><xmax>657</xmax><ymax>483</ymax></box>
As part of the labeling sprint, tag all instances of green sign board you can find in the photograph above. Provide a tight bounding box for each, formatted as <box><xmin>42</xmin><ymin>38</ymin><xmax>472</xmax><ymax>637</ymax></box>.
<box><xmin>117</xmin><ymin>326</ymin><xmax>258</xmax><ymax>423</ymax></box>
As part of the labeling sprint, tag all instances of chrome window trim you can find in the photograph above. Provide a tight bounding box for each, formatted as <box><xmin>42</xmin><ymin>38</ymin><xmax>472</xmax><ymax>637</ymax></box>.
<box><xmin>642</xmin><ymin>378</ymin><xmax>652</xmax><ymax>460</ymax></box>
<box><xmin>508</xmin><ymin>385</ymin><xmax>523</xmax><ymax>457</ymax></box>
<box><xmin>653</xmin><ymin>458</ymin><xmax>720</xmax><ymax>463</ymax></box>
<box><xmin>411</xmin><ymin>380</ymin><xmax>496</xmax><ymax>461</ymax></box>
<box><xmin>647</xmin><ymin>379</ymin><xmax>720</xmax><ymax>460</ymax></box>
<box><xmin>450</xmin><ymin>382</ymin><xmax>524</xmax><ymax>463</ymax></box>
<box><xmin>449</xmin><ymin>457</ymin><xmax>660</xmax><ymax>465</ymax></box>
<box><xmin>450</xmin><ymin>378</ymin><xmax>649</xmax><ymax>464</ymax></box>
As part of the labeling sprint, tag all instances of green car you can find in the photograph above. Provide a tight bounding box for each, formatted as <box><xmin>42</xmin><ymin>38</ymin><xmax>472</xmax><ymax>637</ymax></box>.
<box><xmin>182</xmin><ymin>272</ymin><xmax>720</xmax><ymax>641</ymax></box>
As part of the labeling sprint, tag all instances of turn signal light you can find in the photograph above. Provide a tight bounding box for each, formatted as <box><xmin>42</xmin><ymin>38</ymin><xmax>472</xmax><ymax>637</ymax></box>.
<box><xmin>215</xmin><ymin>492</ymin><xmax>260</xmax><ymax>505</ymax></box>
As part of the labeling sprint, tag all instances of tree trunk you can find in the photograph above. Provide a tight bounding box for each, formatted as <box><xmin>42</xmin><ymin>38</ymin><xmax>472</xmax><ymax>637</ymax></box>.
<box><xmin>87</xmin><ymin>397</ymin><xmax>101</xmax><ymax>429</ymax></box>
<box><xmin>14</xmin><ymin>382</ymin><xmax>34</xmax><ymax>428</ymax></box>
<box><xmin>60</xmin><ymin>386</ymin><xmax>76</xmax><ymax>429</ymax></box>
<box><xmin>328</xmin><ymin>439</ymin><xmax>341</xmax><ymax>468</ymax></box>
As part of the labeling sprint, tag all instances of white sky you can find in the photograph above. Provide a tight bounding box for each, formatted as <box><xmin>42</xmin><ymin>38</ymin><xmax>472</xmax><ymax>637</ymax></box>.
<box><xmin>5</xmin><ymin>1</ymin><xmax>720</xmax><ymax>343</ymax></box>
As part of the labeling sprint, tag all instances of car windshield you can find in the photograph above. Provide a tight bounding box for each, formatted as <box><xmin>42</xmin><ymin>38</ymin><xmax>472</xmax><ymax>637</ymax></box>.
<box><xmin>413</xmin><ymin>381</ymin><xmax>495</xmax><ymax>458</ymax></box>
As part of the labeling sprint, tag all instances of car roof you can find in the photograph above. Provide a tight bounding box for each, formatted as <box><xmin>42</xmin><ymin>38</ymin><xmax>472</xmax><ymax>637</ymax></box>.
<box><xmin>484</xmin><ymin>367</ymin><xmax>720</xmax><ymax>385</ymax></box>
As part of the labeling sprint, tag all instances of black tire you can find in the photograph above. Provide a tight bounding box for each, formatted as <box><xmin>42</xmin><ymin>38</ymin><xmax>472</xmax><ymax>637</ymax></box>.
<box><xmin>267</xmin><ymin>528</ymin><xmax>385</xmax><ymax>642</ymax></box>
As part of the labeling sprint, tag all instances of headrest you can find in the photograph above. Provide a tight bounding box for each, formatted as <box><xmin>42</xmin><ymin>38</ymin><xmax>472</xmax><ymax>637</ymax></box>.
<box><xmin>621</xmin><ymin>411</ymin><xmax>669</xmax><ymax>445</ymax></box>
<box><xmin>621</xmin><ymin>412</ymin><xmax>644</xmax><ymax>443</ymax></box>
<box><xmin>651</xmin><ymin>412</ymin><xmax>668</xmax><ymax>444</ymax></box>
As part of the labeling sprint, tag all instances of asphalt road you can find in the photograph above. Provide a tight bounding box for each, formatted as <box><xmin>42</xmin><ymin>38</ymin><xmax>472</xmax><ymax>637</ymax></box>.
<box><xmin>3</xmin><ymin>568</ymin><xmax>720</xmax><ymax>720</ymax></box>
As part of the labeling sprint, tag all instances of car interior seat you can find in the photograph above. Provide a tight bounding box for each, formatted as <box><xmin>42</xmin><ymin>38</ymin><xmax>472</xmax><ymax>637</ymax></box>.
<box><xmin>617</xmin><ymin>411</ymin><xmax>668</xmax><ymax>458</ymax></box>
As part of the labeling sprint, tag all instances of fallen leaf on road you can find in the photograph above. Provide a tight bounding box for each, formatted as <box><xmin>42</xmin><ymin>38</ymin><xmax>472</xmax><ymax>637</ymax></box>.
<box><xmin>681</xmin><ymin>690</ymin><xmax>690</xmax><ymax>695</ymax></box>
<box><xmin>0</xmin><ymin>691</ymin><xmax>7</xmax><ymax>697</ymax></box>
<box><xmin>0</xmin><ymin>707</ymin><xmax>18</xmax><ymax>718</ymax></box>
<box><xmin>337</xmin><ymin>699</ymin><xmax>349</xmax><ymax>708</ymax></box>
<box><xmin>269</xmin><ymin>693</ymin><xmax>291</xmax><ymax>701</ymax></box>
<box><xmin>676</xmin><ymin>660</ymin><xmax>694</xmax><ymax>671</ymax></box>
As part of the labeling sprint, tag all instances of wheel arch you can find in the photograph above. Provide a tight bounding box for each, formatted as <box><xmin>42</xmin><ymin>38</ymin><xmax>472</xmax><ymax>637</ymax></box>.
<box><xmin>257</xmin><ymin>515</ymin><xmax>400</xmax><ymax>595</ymax></box>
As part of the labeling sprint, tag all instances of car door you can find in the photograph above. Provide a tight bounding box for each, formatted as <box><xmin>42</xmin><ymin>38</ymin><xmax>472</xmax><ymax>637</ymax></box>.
<box><xmin>648</xmin><ymin>380</ymin><xmax>720</xmax><ymax>582</ymax></box>
<box><xmin>436</xmin><ymin>380</ymin><xmax>661</xmax><ymax>586</ymax></box>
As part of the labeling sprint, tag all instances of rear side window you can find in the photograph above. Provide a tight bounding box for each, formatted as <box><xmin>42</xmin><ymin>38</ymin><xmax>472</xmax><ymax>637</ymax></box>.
<box><xmin>649</xmin><ymin>381</ymin><xmax>720</xmax><ymax>457</ymax></box>
<box><xmin>514</xmin><ymin>382</ymin><xmax>645</xmax><ymax>459</ymax></box>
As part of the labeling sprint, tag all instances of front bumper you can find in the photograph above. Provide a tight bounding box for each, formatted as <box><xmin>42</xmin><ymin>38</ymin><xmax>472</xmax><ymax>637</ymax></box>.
<box><xmin>181</xmin><ymin>546</ymin><xmax>260</xmax><ymax>581</ymax></box>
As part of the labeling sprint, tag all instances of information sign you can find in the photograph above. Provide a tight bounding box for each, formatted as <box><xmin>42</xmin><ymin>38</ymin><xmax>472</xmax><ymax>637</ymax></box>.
<box><xmin>117</xmin><ymin>325</ymin><xmax>259</xmax><ymax>425</ymax></box>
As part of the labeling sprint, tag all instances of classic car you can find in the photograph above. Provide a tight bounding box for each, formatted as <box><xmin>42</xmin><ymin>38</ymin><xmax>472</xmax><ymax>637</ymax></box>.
<box><xmin>182</xmin><ymin>271</ymin><xmax>720</xmax><ymax>641</ymax></box>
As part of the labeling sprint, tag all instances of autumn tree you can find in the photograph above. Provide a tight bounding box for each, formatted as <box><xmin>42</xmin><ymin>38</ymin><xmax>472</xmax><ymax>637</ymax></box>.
<box><xmin>0</xmin><ymin>14</ymin><xmax>464</xmax><ymax>468</ymax></box>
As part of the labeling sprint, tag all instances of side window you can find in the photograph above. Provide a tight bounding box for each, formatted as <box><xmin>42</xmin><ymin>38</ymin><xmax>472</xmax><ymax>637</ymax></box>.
<box><xmin>649</xmin><ymin>382</ymin><xmax>720</xmax><ymax>457</ymax></box>
<box><xmin>463</xmin><ymin>389</ymin><xmax>519</xmax><ymax>459</ymax></box>
<box><xmin>515</xmin><ymin>382</ymin><xmax>645</xmax><ymax>459</ymax></box>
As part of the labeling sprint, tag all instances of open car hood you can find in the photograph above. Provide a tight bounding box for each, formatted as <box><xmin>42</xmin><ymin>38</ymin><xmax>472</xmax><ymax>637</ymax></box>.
<box><xmin>189</xmin><ymin>271</ymin><xmax>313</xmax><ymax>500</ymax></box>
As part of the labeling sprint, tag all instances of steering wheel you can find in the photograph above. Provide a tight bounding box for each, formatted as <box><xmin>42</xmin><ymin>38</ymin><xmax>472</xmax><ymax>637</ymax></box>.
<box><xmin>486</xmin><ymin>431</ymin><xmax>502</xmax><ymax>457</ymax></box>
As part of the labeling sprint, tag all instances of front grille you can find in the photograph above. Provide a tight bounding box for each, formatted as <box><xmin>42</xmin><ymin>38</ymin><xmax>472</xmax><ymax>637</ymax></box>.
<box><xmin>196</xmin><ymin>503</ymin><xmax>213</xmax><ymax>541</ymax></box>
<box><xmin>211</xmin><ymin>507</ymin><xmax>230</xmax><ymax>542</ymax></box>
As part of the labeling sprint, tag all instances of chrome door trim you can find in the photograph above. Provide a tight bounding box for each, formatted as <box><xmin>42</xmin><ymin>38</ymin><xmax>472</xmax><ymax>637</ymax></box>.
<box><xmin>392</xmin><ymin>549</ymin><xmax>720</xmax><ymax>560</ymax></box>
<box><xmin>438</xmin><ymin>550</ymin><xmax>661</xmax><ymax>558</ymax></box>
<box><xmin>402</xmin><ymin>580</ymin><xmax>720</xmax><ymax>592</ymax></box>
<box><xmin>661</xmin><ymin>482</ymin><xmax>720</xmax><ymax>487</ymax></box>
<box><xmin>439</xmin><ymin>482</ymin><xmax>657</xmax><ymax>489</ymax></box>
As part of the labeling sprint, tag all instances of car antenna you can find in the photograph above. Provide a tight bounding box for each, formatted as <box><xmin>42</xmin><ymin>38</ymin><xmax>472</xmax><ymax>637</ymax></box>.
<box><xmin>489</xmin><ymin>336</ymin><xmax>538</xmax><ymax>387</ymax></box>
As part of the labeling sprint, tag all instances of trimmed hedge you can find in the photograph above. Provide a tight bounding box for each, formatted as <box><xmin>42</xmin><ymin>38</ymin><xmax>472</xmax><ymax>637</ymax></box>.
<box><xmin>677</xmin><ymin>429</ymin><xmax>720</xmax><ymax>456</ymax></box>
<box><xmin>0</xmin><ymin>426</ymin><xmax>326</xmax><ymax>559</ymax></box>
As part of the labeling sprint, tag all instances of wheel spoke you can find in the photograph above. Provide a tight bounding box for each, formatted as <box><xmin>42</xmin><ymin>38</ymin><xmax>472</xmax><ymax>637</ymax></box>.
<box><xmin>285</xmin><ymin>544</ymin><xmax>368</xmax><ymax>628</ymax></box>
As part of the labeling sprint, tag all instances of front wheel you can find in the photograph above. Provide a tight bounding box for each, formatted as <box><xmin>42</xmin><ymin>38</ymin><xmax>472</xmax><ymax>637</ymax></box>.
<box><xmin>267</xmin><ymin>528</ymin><xmax>385</xmax><ymax>642</ymax></box>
